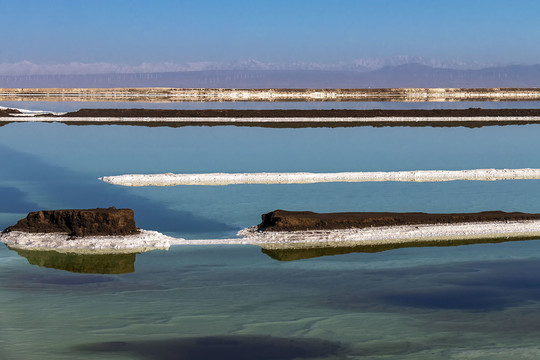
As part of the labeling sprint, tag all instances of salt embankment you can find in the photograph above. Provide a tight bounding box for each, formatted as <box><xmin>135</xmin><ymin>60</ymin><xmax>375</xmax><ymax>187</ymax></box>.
<box><xmin>0</xmin><ymin>207</ymin><xmax>177</xmax><ymax>253</ymax></box>
<box><xmin>4</xmin><ymin>207</ymin><xmax>540</xmax><ymax>251</ymax></box>
<box><xmin>99</xmin><ymin>169</ymin><xmax>540</xmax><ymax>186</ymax></box>
<box><xmin>4</xmin><ymin>221</ymin><xmax>540</xmax><ymax>252</ymax></box>
<box><xmin>3</xmin><ymin>116</ymin><xmax>540</xmax><ymax>127</ymax></box>
<box><xmin>2</xmin><ymin>87</ymin><xmax>540</xmax><ymax>102</ymax></box>
<box><xmin>237</xmin><ymin>220</ymin><xmax>540</xmax><ymax>248</ymax></box>
<box><xmin>2</xmin><ymin>107</ymin><xmax>540</xmax><ymax>127</ymax></box>
<box><xmin>1</xmin><ymin>229</ymin><xmax>175</xmax><ymax>254</ymax></box>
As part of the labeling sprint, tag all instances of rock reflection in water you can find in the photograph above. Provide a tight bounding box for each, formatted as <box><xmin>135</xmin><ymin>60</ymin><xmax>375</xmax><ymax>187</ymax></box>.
<box><xmin>10</xmin><ymin>247</ymin><xmax>138</xmax><ymax>274</ymax></box>
<box><xmin>261</xmin><ymin>236</ymin><xmax>540</xmax><ymax>261</ymax></box>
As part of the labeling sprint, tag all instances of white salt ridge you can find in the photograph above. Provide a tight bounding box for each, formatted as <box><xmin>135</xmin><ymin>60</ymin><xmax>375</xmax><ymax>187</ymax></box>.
<box><xmin>0</xmin><ymin>229</ymin><xmax>176</xmax><ymax>254</ymax></box>
<box><xmin>2</xmin><ymin>115</ymin><xmax>540</xmax><ymax>123</ymax></box>
<box><xmin>99</xmin><ymin>168</ymin><xmax>540</xmax><ymax>186</ymax></box>
<box><xmin>3</xmin><ymin>221</ymin><xmax>540</xmax><ymax>251</ymax></box>
<box><xmin>236</xmin><ymin>220</ymin><xmax>540</xmax><ymax>248</ymax></box>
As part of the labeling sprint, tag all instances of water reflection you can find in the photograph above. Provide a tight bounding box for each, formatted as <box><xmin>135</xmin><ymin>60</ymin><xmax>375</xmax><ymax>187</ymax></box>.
<box><xmin>9</xmin><ymin>247</ymin><xmax>138</xmax><ymax>274</ymax></box>
<box><xmin>41</xmin><ymin>118</ymin><xmax>540</xmax><ymax>129</ymax></box>
<box><xmin>261</xmin><ymin>236</ymin><xmax>540</xmax><ymax>261</ymax></box>
<box><xmin>0</xmin><ymin>145</ymin><xmax>235</xmax><ymax>236</ymax></box>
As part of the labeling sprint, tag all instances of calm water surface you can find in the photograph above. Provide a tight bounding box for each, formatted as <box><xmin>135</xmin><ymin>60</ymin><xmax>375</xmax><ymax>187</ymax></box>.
<box><xmin>1</xmin><ymin>109</ymin><xmax>540</xmax><ymax>359</ymax></box>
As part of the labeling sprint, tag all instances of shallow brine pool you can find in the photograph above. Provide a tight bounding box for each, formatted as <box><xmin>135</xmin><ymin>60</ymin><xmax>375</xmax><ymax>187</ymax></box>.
<box><xmin>1</xmin><ymin>116</ymin><xmax>540</xmax><ymax>359</ymax></box>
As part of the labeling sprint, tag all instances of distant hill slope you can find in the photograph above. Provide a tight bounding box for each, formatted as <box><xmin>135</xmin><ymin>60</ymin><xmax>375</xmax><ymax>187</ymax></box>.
<box><xmin>1</xmin><ymin>64</ymin><xmax>540</xmax><ymax>88</ymax></box>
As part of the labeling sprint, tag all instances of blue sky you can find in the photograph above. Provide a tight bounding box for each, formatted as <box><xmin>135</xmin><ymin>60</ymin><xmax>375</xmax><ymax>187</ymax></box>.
<box><xmin>1</xmin><ymin>0</ymin><xmax>540</xmax><ymax>71</ymax></box>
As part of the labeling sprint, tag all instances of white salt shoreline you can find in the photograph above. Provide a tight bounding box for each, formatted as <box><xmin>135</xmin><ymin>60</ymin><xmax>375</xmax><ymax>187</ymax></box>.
<box><xmin>234</xmin><ymin>220</ymin><xmax>540</xmax><ymax>249</ymax></box>
<box><xmin>99</xmin><ymin>168</ymin><xmax>540</xmax><ymax>186</ymax></box>
<box><xmin>2</xmin><ymin>220</ymin><xmax>540</xmax><ymax>252</ymax></box>
<box><xmin>2</xmin><ymin>115</ymin><xmax>540</xmax><ymax>123</ymax></box>
<box><xmin>0</xmin><ymin>229</ymin><xmax>176</xmax><ymax>254</ymax></box>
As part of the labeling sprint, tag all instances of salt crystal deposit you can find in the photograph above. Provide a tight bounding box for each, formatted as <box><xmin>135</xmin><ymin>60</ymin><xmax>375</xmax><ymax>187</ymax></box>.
<box><xmin>99</xmin><ymin>168</ymin><xmax>540</xmax><ymax>186</ymax></box>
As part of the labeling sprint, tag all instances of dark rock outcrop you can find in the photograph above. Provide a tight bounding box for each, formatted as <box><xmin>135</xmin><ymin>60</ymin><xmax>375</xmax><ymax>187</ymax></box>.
<box><xmin>0</xmin><ymin>108</ymin><xmax>21</xmax><ymax>117</ymax></box>
<box><xmin>4</xmin><ymin>207</ymin><xmax>139</xmax><ymax>237</ymax></box>
<box><xmin>258</xmin><ymin>210</ymin><xmax>540</xmax><ymax>232</ymax></box>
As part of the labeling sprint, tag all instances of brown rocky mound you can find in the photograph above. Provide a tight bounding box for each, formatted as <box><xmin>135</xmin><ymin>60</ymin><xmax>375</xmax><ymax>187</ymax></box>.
<box><xmin>0</xmin><ymin>108</ymin><xmax>21</xmax><ymax>117</ymax></box>
<box><xmin>258</xmin><ymin>210</ymin><xmax>540</xmax><ymax>232</ymax></box>
<box><xmin>4</xmin><ymin>207</ymin><xmax>139</xmax><ymax>237</ymax></box>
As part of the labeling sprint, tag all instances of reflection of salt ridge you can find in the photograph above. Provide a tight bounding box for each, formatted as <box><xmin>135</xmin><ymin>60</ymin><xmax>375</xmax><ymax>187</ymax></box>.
<box><xmin>237</xmin><ymin>220</ymin><xmax>540</xmax><ymax>247</ymax></box>
<box><xmin>0</xmin><ymin>105</ymin><xmax>66</xmax><ymax>116</ymax></box>
<box><xmin>1</xmin><ymin>229</ymin><xmax>175</xmax><ymax>253</ymax></box>
<box><xmin>99</xmin><ymin>168</ymin><xmax>540</xmax><ymax>186</ymax></box>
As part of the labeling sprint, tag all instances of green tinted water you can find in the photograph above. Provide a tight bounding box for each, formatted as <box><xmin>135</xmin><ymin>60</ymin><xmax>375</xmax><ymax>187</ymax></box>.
<box><xmin>1</xmin><ymin>119</ymin><xmax>540</xmax><ymax>359</ymax></box>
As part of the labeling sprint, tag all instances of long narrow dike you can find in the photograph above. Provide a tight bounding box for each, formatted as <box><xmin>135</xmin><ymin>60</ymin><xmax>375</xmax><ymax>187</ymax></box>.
<box><xmin>99</xmin><ymin>169</ymin><xmax>540</xmax><ymax>186</ymax></box>
<box><xmin>2</xmin><ymin>87</ymin><xmax>540</xmax><ymax>102</ymax></box>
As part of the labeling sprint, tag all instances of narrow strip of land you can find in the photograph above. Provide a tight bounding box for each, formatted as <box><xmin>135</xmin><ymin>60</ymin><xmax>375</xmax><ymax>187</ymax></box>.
<box><xmin>99</xmin><ymin>169</ymin><xmax>540</xmax><ymax>186</ymax></box>
<box><xmin>1</xmin><ymin>229</ymin><xmax>174</xmax><ymax>254</ymax></box>
<box><xmin>3</xmin><ymin>108</ymin><xmax>540</xmax><ymax>128</ymax></box>
<box><xmin>236</xmin><ymin>220</ymin><xmax>540</xmax><ymax>248</ymax></box>
<box><xmin>2</xmin><ymin>87</ymin><xmax>540</xmax><ymax>102</ymax></box>
<box><xmin>5</xmin><ymin>107</ymin><xmax>540</xmax><ymax>118</ymax></box>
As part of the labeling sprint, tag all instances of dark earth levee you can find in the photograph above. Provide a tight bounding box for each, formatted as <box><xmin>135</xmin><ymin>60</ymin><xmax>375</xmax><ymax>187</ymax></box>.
<box><xmin>2</xmin><ymin>108</ymin><xmax>540</xmax><ymax>119</ymax></box>
<box><xmin>3</xmin><ymin>107</ymin><xmax>540</xmax><ymax>128</ymax></box>
<box><xmin>258</xmin><ymin>210</ymin><xmax>540</xmax><ymax>232</ymax></box>
<box><xmin>50</xmin><ymin>108</ymin><xmax>540</xmax><ymax>118</ymax></box>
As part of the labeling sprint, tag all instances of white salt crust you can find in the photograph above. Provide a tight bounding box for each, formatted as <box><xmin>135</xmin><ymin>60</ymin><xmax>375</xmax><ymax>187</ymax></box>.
<box><xmin>236</xmin><ymin>220</ymin><xmax>540</xmax><ymax>249</ymax></box>
<box><xmin>99</xmin><ymin>168</ymin><xmax>540</xmax><ymax>186</ymax></box>
<box><xmin>0</xmin><ymin>229</ymin><xmax>176</xmax><ymax>254</ymax></box>
<box><xmin>3</xmin><ymin>221</ymin><xmax>540</xmax><ymax>252</ymax></box>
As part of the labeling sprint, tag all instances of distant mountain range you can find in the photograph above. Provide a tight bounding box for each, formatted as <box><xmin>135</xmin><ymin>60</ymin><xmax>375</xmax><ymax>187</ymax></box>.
<box><xmin>1</xmin><ymin>63</ymin><xmax>540</xmax><ymax>88</ymax></box>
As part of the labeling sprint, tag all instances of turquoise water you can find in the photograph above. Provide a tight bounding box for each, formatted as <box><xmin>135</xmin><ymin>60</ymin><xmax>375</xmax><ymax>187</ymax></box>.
<box><xmin>1</xmin><ymin>117</ymin><xmax>540</xmax><ymax>358</ymax></box>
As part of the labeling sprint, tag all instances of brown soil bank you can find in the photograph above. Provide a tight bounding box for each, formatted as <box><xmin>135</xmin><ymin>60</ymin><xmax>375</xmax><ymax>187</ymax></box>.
<box><xmin>4</xmin><ymin>207</ymin><xmax>139</xmax><ymax>237</ymax></box>
<box><xmin>56</xmin><ymin>108</ymin><xmax>540</xmax><ymax>118</ymax></box>
<box><xmin>258</xmin><ymin>210</ymin><xmax>540</xmax><ymax>232</ymax></box>
<box><xmin>0</xmin><ymin>108</ymin><xmax>21</xmax><ymax>117</ymax></box>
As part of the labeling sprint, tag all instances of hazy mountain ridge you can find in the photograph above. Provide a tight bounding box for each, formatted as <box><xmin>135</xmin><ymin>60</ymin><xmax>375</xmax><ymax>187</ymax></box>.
<box><xmin>0</xmin><ymin>57</ymin><xmax>492</xmax><ymax>75</ymax></box>
<box><xmin>1</xmin><ymin>63</ymin><xmax>539</xmax><ymax>88</ymax></box>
